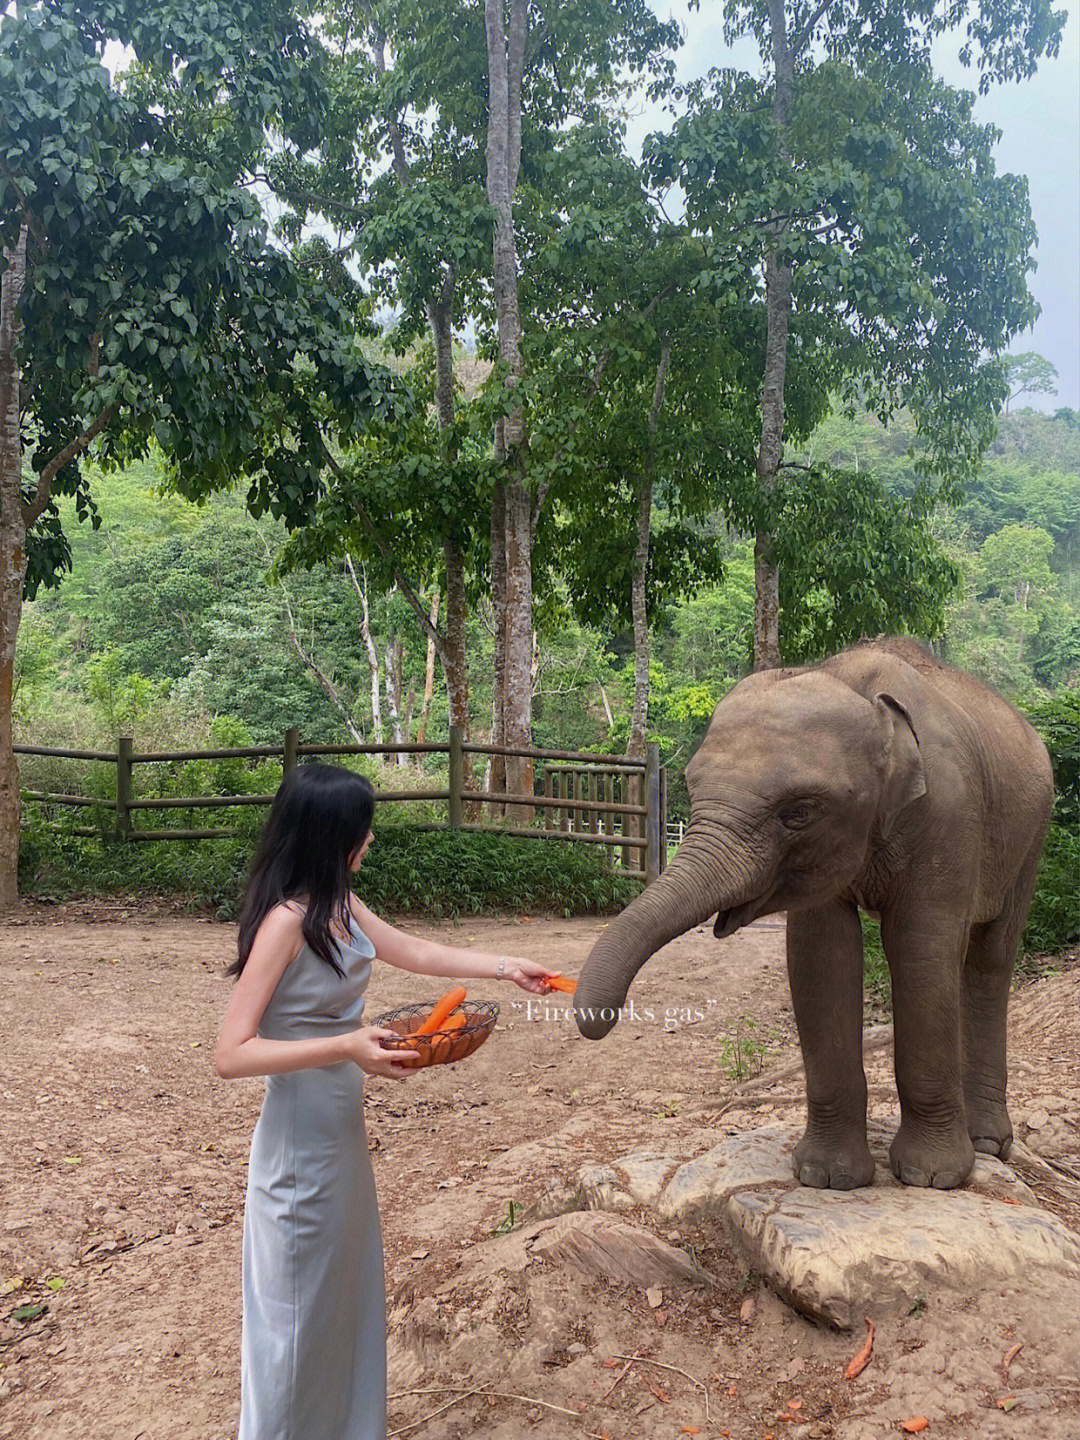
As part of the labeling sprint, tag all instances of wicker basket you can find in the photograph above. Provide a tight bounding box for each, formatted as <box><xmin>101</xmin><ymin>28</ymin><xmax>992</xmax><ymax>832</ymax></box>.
<box><xmin>372</xmin><ymin>999</ymin><xmax>498</xmax><ymax>1068</ymax></box>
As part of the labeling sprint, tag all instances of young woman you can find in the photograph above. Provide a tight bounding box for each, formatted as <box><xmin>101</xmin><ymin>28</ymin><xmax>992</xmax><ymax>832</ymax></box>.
<box><xmin>215</xmin><ymin>763</ymin><xmax>554</xmax><ymax>1439</ymax></box>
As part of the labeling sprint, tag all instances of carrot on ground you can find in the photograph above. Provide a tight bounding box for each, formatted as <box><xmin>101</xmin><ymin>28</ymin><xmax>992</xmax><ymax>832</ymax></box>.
<box><xmin>899</xmin><ymin>1419</ymin><xmax>929</xmax><ymax>1433</ymax></box>
<box><xmin>413</xmin><ymin>986</ymin><xmax>467</xmax><ymax>1036</ymax></box>
<box><xmin>844</xmin><ymin>1317</ymin><xmax>875</xmax><ymax>1380</ymax></box>
<box><xmin>1001</xmin><ymin>1342</ymin><xmax>1023</xmax><ymax>1383</ymax></box>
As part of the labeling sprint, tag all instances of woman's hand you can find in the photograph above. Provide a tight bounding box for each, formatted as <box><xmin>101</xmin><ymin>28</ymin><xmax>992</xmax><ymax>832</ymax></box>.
<box><xmin>342</xmin><ymin>1026</ymin><xmax>424</xmax><ymax>1080</ymax></box>
<box><xmin>505</xmin><ymin>957</ymin><xmax>559</xmax><ymax>994</ymax></box>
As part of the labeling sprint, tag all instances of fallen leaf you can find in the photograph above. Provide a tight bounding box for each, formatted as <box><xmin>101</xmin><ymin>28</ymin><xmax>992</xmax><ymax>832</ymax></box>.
<box><xmin>845</xmin><ymin>1316</ymin><xmax>875</xmax><ymax>1379</ymax></box>
<box><xmin>640</xmin><ymin>1376</ymin><xmax>670</xmax><ymax>1403</ymax></box>
<box><xmin>680</xmin><ymin>1429</ymin><xmax>701</xmax><ymax>1436</ymax></box>
<box><xmin>62</xmin><ymin>1156</ymin><xmax>82</xmax><ymax>1166</ymax></box>
<box><xmin>44</xmin><ymin>1277</ymin><xmax>66</xmax><ymax>1292</ymax></box>
<box><xmin>899</xmin><ymin>1420</ymin><xmax>930</xmax><ymax>1434</ymax></box>
<box><xmin>655</xmin><ymin>1309</ymin><xmax>667</xmax><ymax>1326</ymax></box>
<box><xmin>739</xmin><ymin>1296</ymin><xmax>756</xmax><ymax>1324</ymax></box>
<box><xmin>727</xmin><ymin>1385</ymin><xmax>737</xmax><ymax>1397</ymax></box>
<box><xmin>998</xmin><ymin>1396</ymin><xmax>1019</xmax><ymax>1413</ymax></box>
<box><xmin>11</xmin><ymin>1303</ymin><xmax>47</xmax><ymax>1323</ymax></box>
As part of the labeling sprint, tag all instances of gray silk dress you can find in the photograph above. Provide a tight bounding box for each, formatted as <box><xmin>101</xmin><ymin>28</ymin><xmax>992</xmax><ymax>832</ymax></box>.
<box><xmin>239</xmin><ymin>913</ymin><xmax>386</xmax><ymax>1440</ymax></box>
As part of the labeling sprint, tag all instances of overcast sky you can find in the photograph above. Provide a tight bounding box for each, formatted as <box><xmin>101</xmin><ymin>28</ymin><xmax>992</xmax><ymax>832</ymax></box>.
<box><xmin>631</xmin><ymin>4</ymin><xmax>1080</xmax><ymax>412</ymax></box>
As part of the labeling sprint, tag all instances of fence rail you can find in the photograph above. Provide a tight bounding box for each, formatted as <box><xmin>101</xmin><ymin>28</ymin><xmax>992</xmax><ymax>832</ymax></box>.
<box><xmin>16</xmin><ymin>727</ymin><xmax>668</xmax><ymax>882</ymax></box>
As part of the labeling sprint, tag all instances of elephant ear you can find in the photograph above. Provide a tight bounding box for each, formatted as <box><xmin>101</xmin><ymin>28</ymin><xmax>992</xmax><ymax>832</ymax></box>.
<box><xmin>874</xmin><ymin>693</ymin><xmax>926</xmax><ymax>840</ymax></box>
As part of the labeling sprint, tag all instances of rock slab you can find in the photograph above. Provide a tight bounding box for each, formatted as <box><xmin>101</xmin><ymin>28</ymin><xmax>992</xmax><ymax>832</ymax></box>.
<box><xmin>645</xmin><ymin>1124</ymin><xmax>1080</xmax><ymax>1328</ymax></box>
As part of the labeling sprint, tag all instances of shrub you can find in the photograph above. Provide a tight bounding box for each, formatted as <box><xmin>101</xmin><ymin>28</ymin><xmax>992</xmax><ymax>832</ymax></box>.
<box><xmin>18</xmin><ymin>819</ymin><xmax>639</xmax><ymax>920</ymax></box>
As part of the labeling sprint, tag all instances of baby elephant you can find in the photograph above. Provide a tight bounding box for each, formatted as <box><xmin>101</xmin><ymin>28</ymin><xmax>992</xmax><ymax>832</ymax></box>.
<box><xmin>574</xmin><ymin>637</ymin><xmax>1053</xmax><ymax>1190</ymax></box>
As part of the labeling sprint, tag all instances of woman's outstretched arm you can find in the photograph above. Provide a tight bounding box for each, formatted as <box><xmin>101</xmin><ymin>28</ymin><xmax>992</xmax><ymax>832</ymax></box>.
<box><xmin>349</xmin><ymin>896</ymin><xmax>554</xmax><ymax>992</ymax></box>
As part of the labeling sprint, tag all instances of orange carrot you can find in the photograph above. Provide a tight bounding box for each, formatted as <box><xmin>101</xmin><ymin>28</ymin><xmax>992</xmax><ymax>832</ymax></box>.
<box><xmin>545</xmin><ymin>974</ymin><xmax>577</xmax><ymax>994</ymax></box>
<box><xmin>899</xmin><ymin>1419</ymin><xmax>929</xmax><ymax>1434</ymax></box>
<box><xmin>1001</xmin><ymin>1342</ymin><xmax>1023</xmax><ymax>1383</ymax></box>
<box><xmin>413</xmin><ymin>986</ymin><xmax>467</xmax><ymax>1036</ymax></box>
<box><xmin>844</xmin><ymin>1317</ymin><xmax>875</xmax><ymax>1380</ymax></box>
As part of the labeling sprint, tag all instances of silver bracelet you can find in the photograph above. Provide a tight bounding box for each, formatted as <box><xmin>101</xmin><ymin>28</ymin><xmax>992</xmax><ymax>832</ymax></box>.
<box><xmin>496</xmin><ymin>954</ymin><xmax>506</xmax><ymax>980</ymax></box>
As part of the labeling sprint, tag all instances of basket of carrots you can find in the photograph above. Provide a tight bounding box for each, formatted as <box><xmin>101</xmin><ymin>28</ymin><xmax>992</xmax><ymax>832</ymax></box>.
<box><xmin>373</xmin><ymin>986</ymin><xmax>498</xmax><ymax>1068</ymax></box>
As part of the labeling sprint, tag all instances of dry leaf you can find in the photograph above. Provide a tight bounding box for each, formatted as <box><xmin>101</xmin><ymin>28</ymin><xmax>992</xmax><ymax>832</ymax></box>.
<box><xmin>899</xmin><ymin>1420</ymin><xmax>930</xmax><ymax>1434</ymax></box>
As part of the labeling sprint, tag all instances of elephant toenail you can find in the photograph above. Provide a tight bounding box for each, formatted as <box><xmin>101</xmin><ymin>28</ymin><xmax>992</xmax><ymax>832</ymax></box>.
<box><xmin>900</xmin><ymin>1166</ymin><xmax>930</xmax><ymax>1186</ymax></box>
<box><xmin>801</xmin><ymin>1165</ymin><xmax>829</xmax><ymax>1188</ymax></box>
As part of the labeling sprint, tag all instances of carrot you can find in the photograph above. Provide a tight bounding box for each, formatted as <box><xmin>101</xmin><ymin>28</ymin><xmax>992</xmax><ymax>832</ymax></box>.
<box><xmin>1001</xmin><ymin>1341</ymin><xmax>1023</xmax><ymax>1383</ymax></box>
<box><xmin>545</xmin><ymin>974</ymin><xmax>577</xmax><ymax>994</ymax></box>
<box><xmin>844</xmin><ymin>1316</ymin><xmax>875</xmax><ymax>1380</ymax></box>
<box><xmin>413</xmin><ymin>986</ymin><xmax>467</xmax><ymax>1036</ymax></box>
<box><xmin>899</xmin><ymin>1419</ymin><xmax>929</xmax><ymax>1434</ymax></box>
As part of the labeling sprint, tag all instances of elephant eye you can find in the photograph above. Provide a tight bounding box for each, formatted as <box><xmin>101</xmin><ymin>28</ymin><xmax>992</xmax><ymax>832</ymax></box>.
<box><xmin>780</xmin><ymin>801</ymin><xmax>818</xmax><ymax>829</ymax></box>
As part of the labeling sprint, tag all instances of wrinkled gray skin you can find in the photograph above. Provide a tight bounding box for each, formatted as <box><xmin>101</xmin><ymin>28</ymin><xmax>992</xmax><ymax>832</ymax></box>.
<box><xmin>574</xmin><ymin>638</ymin><xmax>1054</xmax><ymax>1190</ymax></box>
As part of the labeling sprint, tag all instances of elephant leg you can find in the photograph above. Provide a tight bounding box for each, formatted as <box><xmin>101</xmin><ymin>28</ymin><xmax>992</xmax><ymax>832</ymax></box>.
<box><xmin>788</xmin><ymin>902</ymin><xmax>875</xmax><ymax>1190</ymax></box>
<box><xmin>883</xmin><ymin>905</ymin><xmax>974</xmax><ymax>1189</ymax></box>
<box><xmin>963</xmin><ymin>841</ymin><xmax>1040</xmax><ymax>1158</ymax></box>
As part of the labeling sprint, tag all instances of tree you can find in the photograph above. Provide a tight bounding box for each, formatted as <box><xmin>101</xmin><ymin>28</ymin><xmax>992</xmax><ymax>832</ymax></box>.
<box><xmin>0</xmin><ymin>1</ymin><xmax>395</xmax><ymax>906</ymax></box>
<box><xmin>1004</xmin><ymin>351</ymin><xmax>1058</xmax><ymax>412</ymax></box>
<box><xmin>651</xmin><ymin>0</ymin><xmax>1065</xmax><ymax>667</ymax></box>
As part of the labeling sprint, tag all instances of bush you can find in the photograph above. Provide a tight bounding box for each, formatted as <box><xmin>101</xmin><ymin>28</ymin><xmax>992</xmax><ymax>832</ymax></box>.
<box><xmin>18</xmin><ymin>820</ymin><xmax>639</xmax><ymax>920</ymax></box>
<box><xmin>1023</xmin><ymin>824</ymin><xmax>1080</xmax><ymax>957</ymax></box>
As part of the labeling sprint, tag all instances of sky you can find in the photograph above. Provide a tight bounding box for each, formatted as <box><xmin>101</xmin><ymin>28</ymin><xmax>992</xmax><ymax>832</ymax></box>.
<box><xmin>630</xmin><ymin>3</ymin><xmax>1080</xmax><ymax>412</ymax></box>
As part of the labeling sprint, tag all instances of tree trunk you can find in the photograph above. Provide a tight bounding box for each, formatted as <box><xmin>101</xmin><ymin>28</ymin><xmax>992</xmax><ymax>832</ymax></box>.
<box><xmin>627</xmin><ymin>342</ymin><xmax>670</xmax><ymax>761</ymax></box>
<box><xmin>384</xmin><ymin>634</ymin><xmax>405</xmax><ymax>758</ymax></box>
<box><xmin>753</xmin><ymin>0</ymin><xmax>795</xmax><ymax>672</ymax></box>
<box><xmin>487</xmin><ymin>483</ymin><xmax>508</xmax><ymax>814</ymax></box>
<box><xmin>485</xmin><ymin>0</ymin><xmax>532</xmax><ymax>811</ymax></box>
<box><xmin>417</xmin><ymin>589</ymin><xmax>440</xmax><ymax>747</ymax></box>
<box><xmin>351</xmin><ymin>557</ymin><xmax>384</xmax><ymax>745</ymax></box>
<box><xmin>0</xmin><ymin>229</ymin><xmax>28</xmax><ymax>912</ymax></box>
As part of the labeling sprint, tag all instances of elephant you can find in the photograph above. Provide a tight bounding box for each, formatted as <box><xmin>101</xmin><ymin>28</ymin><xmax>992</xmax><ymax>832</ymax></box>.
<box><xmin>574</xmin><ymin>637</ymin><xmax>1054</xmax><ymax>1191</ymax></box>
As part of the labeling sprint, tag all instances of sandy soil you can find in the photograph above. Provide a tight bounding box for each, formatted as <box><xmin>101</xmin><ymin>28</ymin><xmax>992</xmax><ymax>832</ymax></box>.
<box><xmin>0</xmin><ymin>898</ymin><xmax>1076</xmax><ymax>1440</ymax></box>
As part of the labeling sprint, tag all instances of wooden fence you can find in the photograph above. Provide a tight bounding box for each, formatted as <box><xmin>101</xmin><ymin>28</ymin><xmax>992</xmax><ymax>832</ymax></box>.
<box><xmin>16</xmin><ymin>727</ymin><xmax>668</xmax><ymax>883</ymax></box>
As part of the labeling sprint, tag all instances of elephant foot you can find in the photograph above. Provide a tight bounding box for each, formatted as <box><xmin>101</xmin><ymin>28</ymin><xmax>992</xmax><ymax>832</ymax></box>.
<box><xmin>966</xmin><ymin>1101</ymin><xmax>1013</xmax><ymax>1160</ymax></box>
<box><xmin>793</xmin><ymin>1127</ymin><xmax>875</xmax><ymax>1191</ymax></box>
<box><xmin>890</xmin><ymin>1120</ymin><xmax>975</xmax><ymax>1189</ymax></box>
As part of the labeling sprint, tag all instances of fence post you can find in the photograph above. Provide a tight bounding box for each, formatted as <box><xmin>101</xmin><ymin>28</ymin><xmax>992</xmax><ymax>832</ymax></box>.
<box><xmin>115</xmin><ymin>736</ymin><xmax>132</xmax><ymax>841</ymax></box>
<box><xmin>283</xmin><ymin>728</ymin><xmax>300</xmax><ymax>776</ymax></box>
<box><xmin>658</xmin><ymin>762</ymin><xmax>668</xmax><ymax>874</ymax></box>
<box><xmin>644</xmin><ymin>742</ymin><xmax>662</xmax><ymax>884</ymax></box>
<box><xmin>448</xmin><ymin>725</ymin><xmax>464</xmax><ymax>828</ymax></box>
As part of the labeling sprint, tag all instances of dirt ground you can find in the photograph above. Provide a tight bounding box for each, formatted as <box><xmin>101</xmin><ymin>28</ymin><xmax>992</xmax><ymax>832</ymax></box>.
<box><xmin>1</xmin><ymin>898</ymin><xmax>1077</xmax><ymax>1440</ymax></box>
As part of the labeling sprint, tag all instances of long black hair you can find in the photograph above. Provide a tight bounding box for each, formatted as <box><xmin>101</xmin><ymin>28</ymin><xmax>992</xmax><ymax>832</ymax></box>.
<box><xmin>232</xmin><ymin>763</ymin><xmax>376</xmax><ymax>977</ymax></box>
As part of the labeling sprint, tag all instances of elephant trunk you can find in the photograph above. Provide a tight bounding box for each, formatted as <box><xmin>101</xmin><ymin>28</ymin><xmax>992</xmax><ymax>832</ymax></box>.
<box><xmin>574</xmin><ymin>824</ymin><xmax>759</xmax><ymax>1039</ymax></box>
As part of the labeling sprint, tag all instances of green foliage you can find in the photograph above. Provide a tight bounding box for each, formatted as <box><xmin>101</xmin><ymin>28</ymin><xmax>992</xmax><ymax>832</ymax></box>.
<box><xmin>0</xmin><ymin>0</ymin><xmax>398</xmax><ymax>597</ymax></box>
<box><xmin>19</xmin><ymin>819</ymin><xmax>638</xmax><ymax>920</ymax></box>
<box><xmin>1023</xmin><ymin>826</ymin><xmax>1080</xmax><ymax>956</ymax></box>
<box><xmin>1025</xmin><ymin>691</ymin><xmax>1080</xmax><ymax>827</ymax></box>
<box><xmin>718</xmin><ymin>1014</ymin><xmax>778</xmax><ymax>1083</ymax></box>
<box><xmin>774</xmin><ymin>466</ymin><xmax>962</xmax><ymax>661</ymax></box>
